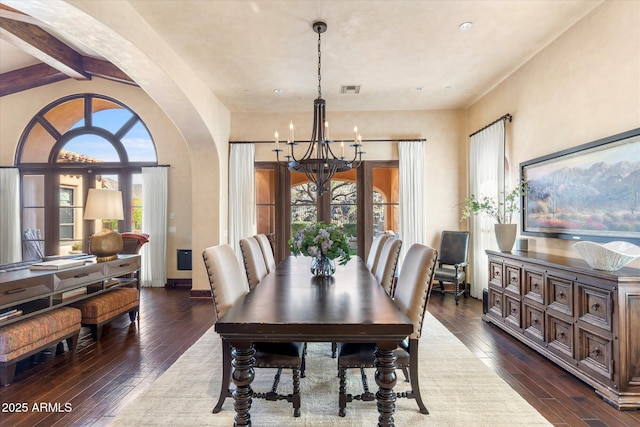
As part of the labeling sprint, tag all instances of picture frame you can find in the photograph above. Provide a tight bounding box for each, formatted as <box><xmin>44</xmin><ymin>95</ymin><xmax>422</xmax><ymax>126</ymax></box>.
<box><xmin>520</xmin><ymin>127</ymin><xmax>640</xmax><ymax>244</ymax></box>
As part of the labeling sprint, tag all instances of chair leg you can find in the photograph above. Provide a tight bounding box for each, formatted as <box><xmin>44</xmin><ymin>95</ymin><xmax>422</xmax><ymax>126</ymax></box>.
<box><xmin>213</xmin><ymin>339</ymin><xmax>232</xmax><ymax>413</ymax></box>
<box><xmin>331</xmin><ymin>342</ymin><xmax>337</xmax><ymax>358</ymax></box>
<box><xmin>292</xmin><ymin>368</ymin><xmax>301</xmax><ymax>417</ymax></box>
<box><xmin>338</xmin><ymin>367</ymin><xmax>348</xmax><ymax>417</ymax></box>
<box><xmin>401</xmin><ymin>367</ymin><xmax>410</xmax><ymax>382</ymax></box>
<box><xmin>454</xmin><ymin>279</ymin><xmax>460</xmax><ymax>305</ymax></box>
<box><xmin>301</xmin><ymin>342</ymin><xmax>307</xmax><ymax>378</ymax></box>
<box><xmin>409</xmin><ymin>342</ymin><xmax>428</xmax><ymax>414</ymax></box>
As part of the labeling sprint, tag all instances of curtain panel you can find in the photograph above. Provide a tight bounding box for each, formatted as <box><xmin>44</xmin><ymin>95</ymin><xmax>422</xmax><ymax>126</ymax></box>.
<box><xmin>0</xmin><ymin>168</ymin><xmax>21</xmax><ymax>264</ymax></box>
<box><xmin>141</xmin><ymin>166</ymin><xmax>168</xmax><ymax>287</ymax></box>
<box><xmin>398</xmin><ymin>140</ymin><xmax>427</xmax><ymax>266</ymax></box>
<box><xmin>469</xmin><ymin>121</ymin><xmax>505</xmax><ymax>298</ymax></box>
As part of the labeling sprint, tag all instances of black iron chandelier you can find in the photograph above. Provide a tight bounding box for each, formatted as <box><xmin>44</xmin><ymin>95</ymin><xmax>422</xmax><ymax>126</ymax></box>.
<box><xmin>273</xmin><ymin>21</ymin><xmax>365</xmax><ymax>196</ymax></box>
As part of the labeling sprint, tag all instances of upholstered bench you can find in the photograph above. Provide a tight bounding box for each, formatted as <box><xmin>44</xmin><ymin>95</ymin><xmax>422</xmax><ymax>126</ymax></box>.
<box><xmin>0</xmin><ymin>307</ymin><xmax>82</xmax><ymax>386</ymax></box>
<box><xmin>72</xmin><ymin>288</ymin><xmax>139</xmax><ymax>341</ymax></box>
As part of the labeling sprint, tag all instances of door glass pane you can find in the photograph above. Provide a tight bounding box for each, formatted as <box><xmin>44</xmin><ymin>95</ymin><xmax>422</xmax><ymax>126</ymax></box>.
<box><xmin>372</xmin><ymin>166</ymin><xmax>399</xmax><ymax>235</ymax></box>
<box><xmin>256</xmin><ymin>169</ymin><xmax>275</xmax><ymax>235</ymax></box>
<box><xmin>331</xmin><ymin>171</ymin><xmax>357</xmax><ymax>253</ymax></box>
<box><xmin>131</xmin><ymin>173</ymin><xmax>143</xmax><ymax>232</ymax></box>
<box><xmin>291</xmin><ymin>171</ymin><xmax>317</xmax><ymax>235</ymax></box>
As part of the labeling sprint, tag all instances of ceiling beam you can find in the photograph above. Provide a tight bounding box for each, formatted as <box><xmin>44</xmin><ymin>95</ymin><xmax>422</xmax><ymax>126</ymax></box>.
<box><xmin>0</xmin><ymin>63</ymin><xmax>68</xmax><ymax>97</ymax></box>
<box><xmin>0</xmin><ymin>16</ymin><xmax>90</xmax><ymax>80</ymax></box>
<box><xmin>83</xmin><ymin>57</ymin><xmax>136</xmax><ymax>85</ymax></box>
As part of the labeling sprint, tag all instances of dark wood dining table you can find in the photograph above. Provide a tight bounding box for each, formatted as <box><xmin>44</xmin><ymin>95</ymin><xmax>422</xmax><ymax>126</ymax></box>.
<box><xmin>215</xmin><ymin>255</ymin><xmax>413</xmax><ymax>427</ymax></box>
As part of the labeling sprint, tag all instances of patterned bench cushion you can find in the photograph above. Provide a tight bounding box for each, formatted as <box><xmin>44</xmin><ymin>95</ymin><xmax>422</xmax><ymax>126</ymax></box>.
<box><xmin>0</xmin><ymin>307</ymin><xmax>81</xmax><ymax>363</ymax></box>
<box><xmin>73</xmin><ymin>288</ymin><xmax>139</xmax><ymax>325</ymax></box>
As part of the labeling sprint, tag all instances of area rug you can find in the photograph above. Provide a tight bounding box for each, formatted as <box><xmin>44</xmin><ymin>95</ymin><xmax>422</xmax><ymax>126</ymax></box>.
<box><xmin>109</xmin><ymin>312</ymin><xmax>551</xmax><ymax>426</ymax></box>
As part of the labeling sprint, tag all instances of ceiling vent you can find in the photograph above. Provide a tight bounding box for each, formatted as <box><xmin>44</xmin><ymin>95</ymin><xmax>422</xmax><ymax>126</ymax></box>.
<box><xmin>340</xmin><ymin>85</ymin><xmax>361</xmax><ymax>95</ymax></box>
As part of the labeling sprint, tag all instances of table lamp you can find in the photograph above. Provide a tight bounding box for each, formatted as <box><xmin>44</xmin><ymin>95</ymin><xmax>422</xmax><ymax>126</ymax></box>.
<box><xmin>84</xmin><ymin>188</ymin><xmax>124</xmax><ymax>262</ymax></box>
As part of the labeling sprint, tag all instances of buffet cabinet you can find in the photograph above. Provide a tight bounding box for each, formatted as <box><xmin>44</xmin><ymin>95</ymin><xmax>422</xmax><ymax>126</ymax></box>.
<box><xmin>484</xmin><ymin>250</ymin><xmax>640</xmax><ymax>410</ymax></box>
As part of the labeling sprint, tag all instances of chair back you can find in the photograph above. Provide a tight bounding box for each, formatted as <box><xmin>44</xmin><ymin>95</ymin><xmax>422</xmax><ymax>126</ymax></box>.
<box><xmin>366</xmin><ymin>233</ymin><xmax>392</xmax><ymax>273</ymax></box>
<box><xmin>255</xmin><ymin>234</ymin><xmax>277</xmax><ymax>273</ymax></box>
<box><xmin>202</xmin><ymin>244</ymin><xmax>248</xmax><ymax>320</ymax></box>
<box><xmin>374</xmin><ymin>237</ymin><xmax>402</xmax><ymax>296</ymax></box>
<box><xmin>120</xmin><ymin>232</ymin><xmax>150</xmax><ymax>254</ymax></box>
<box><xmin>239</xmin><ymin>236</ymin><xmax>268</xmax><ymax>290</ymax></box>
<box><xmin>439</xmin><ymin>231</ymin><xmax>470</xmax><ymax>267</ymax></box>
<box><xmin>394</xmin><ymin>244</ymin><xmax>438</xmax><ymax>339</ymax></box>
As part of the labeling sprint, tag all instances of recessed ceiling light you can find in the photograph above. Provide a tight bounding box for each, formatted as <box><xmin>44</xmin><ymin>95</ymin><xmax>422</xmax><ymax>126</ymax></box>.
<box><xmin>459</xmin><ymin>22</ymin><xmax>473</xmax><ymax>31</ymax></box>
<box><xmin>273</xmin><ymin>88</ymin><xmax>282</xmax><ymax>93</ymax></box>
<box><xmin>415</xmin><ymin>86</ymin><xmax>424</xmax><ymax>92</ymax></box>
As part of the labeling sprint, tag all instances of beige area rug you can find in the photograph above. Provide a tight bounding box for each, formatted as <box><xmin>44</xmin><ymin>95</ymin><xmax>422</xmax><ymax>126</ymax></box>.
<box><xmin>109</xmin><ymin>312</ymin><xmax>551</xmax><ymax>426</ymax></box>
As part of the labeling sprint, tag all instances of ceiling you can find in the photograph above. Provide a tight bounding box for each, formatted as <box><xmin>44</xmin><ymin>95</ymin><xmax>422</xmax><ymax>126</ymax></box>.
<box><xmin>0</xmin><ymin>1</ymin><xmax>601</xmax><ymax>113</ymax></box>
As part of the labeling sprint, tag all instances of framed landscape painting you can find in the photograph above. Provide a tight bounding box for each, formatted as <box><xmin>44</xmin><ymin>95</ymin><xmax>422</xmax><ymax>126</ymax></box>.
<box><xmin>520</xmin><ymin>128</ymin><xmax>640</xmax><ymax>244</ymax></box>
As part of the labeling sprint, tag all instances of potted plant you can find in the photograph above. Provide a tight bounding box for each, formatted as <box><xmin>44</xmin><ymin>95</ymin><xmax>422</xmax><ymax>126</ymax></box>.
<box><xmin>461</xmin><ymin>180</ymin><xmax>528</xmax><ymax>251</ymax></box>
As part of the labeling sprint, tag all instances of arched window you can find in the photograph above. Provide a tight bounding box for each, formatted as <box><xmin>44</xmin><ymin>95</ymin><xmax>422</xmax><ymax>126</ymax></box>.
<box><xmin>16</xmin><ymin>94</ymin><xmax>157</xmax><ymax>259</ymax></box>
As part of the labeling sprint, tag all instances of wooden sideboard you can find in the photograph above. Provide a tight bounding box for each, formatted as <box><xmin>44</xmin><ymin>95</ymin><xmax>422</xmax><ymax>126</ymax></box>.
<box><xmin>0</xmin><ymin>255</ymin><xmax>141</xmax><ymax>327</ymax></box>
<box><xmin>483</xmin><ymin>250</ymin><xmax>640</xmax><ymax>410</ymax></box>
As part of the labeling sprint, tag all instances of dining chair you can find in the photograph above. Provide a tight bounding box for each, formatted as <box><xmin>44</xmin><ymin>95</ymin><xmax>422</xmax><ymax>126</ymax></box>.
<box><xmin>432</xmin><ymin>230</ymin><xmax>470</xmax><ymax>305</ymax></box>
<box><xmin>374</xmin><ymin>237</ymin><xmax>402</xmax><ymax>296</ymax></box>
<box><xmin>239</xmin><ymin>236</ymin><xmax>268</xmax><ymax>290</ymax></box>
<box><xmin>203</xmin><ymin>244</ymin><xmax>306</xmax><ymax>417</ymax></box>
<box><xmin>366</xmin><ymin>233</ymin><xmax>392</xmax><ymax>273</ymax></box>
<box><xmin>254</xmin><ymin>233</ymin><xmax>277</xmax><ymax>272</ymax></box>
<box><xmin>336</xmin><ymin>243</ymin><xmax>438</xmax><ymax>417</ymax></box>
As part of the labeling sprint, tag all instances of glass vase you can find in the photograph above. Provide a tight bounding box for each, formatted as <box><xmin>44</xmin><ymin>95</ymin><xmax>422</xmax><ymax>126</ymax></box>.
<box><xmin>310</xmin><ymin>255</ymin><xmax>336</xmax><ymax>277</ymax></box>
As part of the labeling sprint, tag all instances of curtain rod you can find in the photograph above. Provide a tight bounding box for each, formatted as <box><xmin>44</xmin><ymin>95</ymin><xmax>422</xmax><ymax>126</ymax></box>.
<box><xmin>469</xmin><ymin>113</ymin><xmax>512</xmax><ymax>137</ymax></box>
<box><xmin>230</xmin><ymin>138</ymin><xmax>426</xmax><ymax>144</ymax></box>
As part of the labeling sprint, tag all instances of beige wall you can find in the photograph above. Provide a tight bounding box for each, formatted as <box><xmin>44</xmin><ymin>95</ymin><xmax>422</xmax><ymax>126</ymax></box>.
<box><xmin>0</xmin><ymin>78</ymin><xmax>194</xmax><ymax>278</ymax></box>
<box><xmin>466</xmin><ymin>0</ymin><xmax>640</xmax><ymax>268</ymax></box>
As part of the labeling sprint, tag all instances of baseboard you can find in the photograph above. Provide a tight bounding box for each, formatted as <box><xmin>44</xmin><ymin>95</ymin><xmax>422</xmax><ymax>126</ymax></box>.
<box><xmin>190</xmin><ymin>289</ymin><xmax>211</xmax><ymax>298</ymax></box>
<box><xmin>165</xmin><ymin>278</ymin><xmax>192</xmax><ymax>289</ymax></box>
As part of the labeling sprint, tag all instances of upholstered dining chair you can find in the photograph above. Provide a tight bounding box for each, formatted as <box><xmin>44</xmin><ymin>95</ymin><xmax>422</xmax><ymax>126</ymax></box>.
<box><xmin>336</xmin><ymin>243</ymin><xmax>438</xmax><ymax>417</ymax></box>
<box><xmin>239</xmin><ymin>236</ymin><xmax>268</xmax><ymax>290</ymax></box>
<box><xmin>366</xmin><ymin>233</ymin><xmax>392</xmax><ymax>273</ymax></box>
<box><xmin>374</xmin><ymin>237</ymin><xmax>402</xmax><ymax>297</ymax></box>
<box><xmin>254</xmin><ymin>233</ymin><xmax>277</xmax><ymax>273</ymax></box>
<box><xmin>432</xmin><ymin>230</ymin><xmax>470</xmax><ymax>305</ymax></box>
<box><xmin>202</xmin><ymin>244</ymin><xmax>306</xmax><ymax>417</ymax></box>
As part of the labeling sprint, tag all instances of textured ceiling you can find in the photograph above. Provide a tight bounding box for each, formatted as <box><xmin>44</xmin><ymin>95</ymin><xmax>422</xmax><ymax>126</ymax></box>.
<box><xmin>2</xmin><ymin>0</ymin><xmax>601</xmax><ymax>113</ymax></box>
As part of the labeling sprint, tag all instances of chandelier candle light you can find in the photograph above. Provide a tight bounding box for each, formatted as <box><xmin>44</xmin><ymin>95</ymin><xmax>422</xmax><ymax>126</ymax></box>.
<box><xmin>273</xmin><ymin>21</ymin><xmax>365</xmax><ymax>196</ymax></box>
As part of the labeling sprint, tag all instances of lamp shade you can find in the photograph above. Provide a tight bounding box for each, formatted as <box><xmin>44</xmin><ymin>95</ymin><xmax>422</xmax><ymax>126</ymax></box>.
<box><xmin>84</xmin><ymin>188</ymin><xmax>124</xmax><ymax>221</ymax></box>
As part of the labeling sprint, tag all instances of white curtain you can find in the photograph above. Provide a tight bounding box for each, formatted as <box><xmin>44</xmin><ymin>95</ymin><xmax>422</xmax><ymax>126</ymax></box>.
<box><xmin>141</xmin><ymin>167</ymin><xmax>168</xmax><ymax>287</ymax></box>
<box><xmin>0</xmin><ymin>168</ymin><xmax>21</xmax><ymax>264</ymax></box>
<box><xmin>398</xmin><ymin>140</ymin><xmax>426</xmax><ymax>267</ymax></box>
<box><xmin>228</xmin><ymin>144</ymin><xmax>256</xmax><ymax>258</ymax></box>
<box><xmin>469</xmin><ymin>121</ymin><xmax>505</xmax><ymax>298</ymax></box>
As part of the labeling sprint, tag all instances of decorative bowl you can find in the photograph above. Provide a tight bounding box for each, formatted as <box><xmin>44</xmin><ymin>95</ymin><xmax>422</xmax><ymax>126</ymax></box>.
<box><xmin>573</xmin><ymin>241</ymin><xmax>640</xmax><ymax>271</ymax></box>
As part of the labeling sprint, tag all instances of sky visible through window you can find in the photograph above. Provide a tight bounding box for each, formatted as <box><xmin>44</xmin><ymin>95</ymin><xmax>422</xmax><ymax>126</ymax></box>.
<box><xmin>67</xmin><ymin>108</ymin><xmax>155</xmax><ymax>162</ymax></box>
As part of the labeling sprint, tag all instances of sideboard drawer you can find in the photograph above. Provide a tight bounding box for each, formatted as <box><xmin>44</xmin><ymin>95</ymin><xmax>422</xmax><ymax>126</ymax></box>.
<box><xmin>489</xmin><ymin>261</ymin><xmax>503</xmax><ymax>287</ymax></box>
<box><xmin>578</xmin><ymin>284</ymin><xmax>612</xmax><ymax>331</ymax></box>
<box><xmin>548</xmin><ymin>275</ymin><xmax>573</xmax><ymax>316</ymax></box>
<box><xmin>504</xmin><ymin>294</ymin><xmax>521</xmax><ymax>329</ymax></box>
<box><xmin>524</xmin><ymin>269</ymin><xmax>545</xmax><ymax>305</ymax></box>
<box><xmin>54</xmin><ymin>263</ymin><xmax>105</xmax><ymax>291</ymax></box>
<box><xmin>504</xmin><ymin>263</ymin><xmax>522</xmax><ymax>296</ymax></box>
<box><xmin>579</xmin><ymin>328</ymin><xmax>613</xmax><ymax>381</ymax></box>
<box><xmin>1</xmin><ymin>276</ymin><xmax>52</xmax><ymax>305</ymax></box>
<box><xmin>547</xmin><ymin>313</ymin><xmax>574</xmax><ymax>360</ymax></box>
<box><xmin>523</xmin><ymin>303</ymin><xmax>544</xmax><ymax>342</ymax></box>
<box><xmin>487</xmin><ymin>286</ymin><xmax>503</xmax><ymax>319</ymax></box>
<box><xmin>104</xmin><ymin>257</ymin><xmax>142</xmax><ymax>277</ymax></box>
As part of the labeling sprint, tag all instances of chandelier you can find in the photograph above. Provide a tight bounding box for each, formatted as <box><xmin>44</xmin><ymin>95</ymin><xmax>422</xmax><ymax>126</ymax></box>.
<box><xmin>273</xmin><ymin>21</ymin><xmax>365</xmax><ymax>196</ymax></box>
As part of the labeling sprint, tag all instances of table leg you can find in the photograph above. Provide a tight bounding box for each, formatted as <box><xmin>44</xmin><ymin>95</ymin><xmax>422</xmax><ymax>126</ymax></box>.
<box><xmin>375</xmin><ymin>342</ymin><xmax>398</xmax><ymax>427</ymax></box>
<box><xmin>231</xmin><ymin>341</ymin><xmax>255</xmax><ymax>427</ymax></box>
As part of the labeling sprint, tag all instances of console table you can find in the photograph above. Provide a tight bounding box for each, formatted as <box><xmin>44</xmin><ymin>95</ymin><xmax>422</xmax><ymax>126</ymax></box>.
<box><xmin>484</xmin><ymin>250</ymin><xmax>640</xmax><ymax>410</ymax></box>
<box><xmin>0</xmin><ymin>254</ymin><xmax>140</xmax><ymax>327</ymax></box>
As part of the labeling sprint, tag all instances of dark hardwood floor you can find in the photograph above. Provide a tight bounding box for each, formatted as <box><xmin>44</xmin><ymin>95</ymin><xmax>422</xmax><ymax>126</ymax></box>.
<box><xmin>0</xmin><ymin>287</ymin><xmax>638</xmax><ymax>426</ymax></box>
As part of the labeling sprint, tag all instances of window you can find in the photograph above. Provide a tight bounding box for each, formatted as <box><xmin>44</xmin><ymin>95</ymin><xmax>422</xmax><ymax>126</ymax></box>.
<box><xmin>255</xmin><ymin>161</ymin><xmax>398</xmax><ymax>262</ymax></box>
<box><xmin>16</xmin><ymin>94</ymin><xmax>157</xmax><ymax>259</ymax></box>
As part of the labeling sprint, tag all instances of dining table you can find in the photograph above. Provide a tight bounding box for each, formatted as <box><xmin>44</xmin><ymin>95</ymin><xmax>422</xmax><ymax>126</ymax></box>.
<box><xmin>215</xmin><ymin>255</ymin><xmax>413</xmax><ymax>427</ymax></box>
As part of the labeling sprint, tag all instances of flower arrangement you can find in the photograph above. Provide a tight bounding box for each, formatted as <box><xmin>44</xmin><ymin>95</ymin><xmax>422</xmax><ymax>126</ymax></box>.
<box><xmin>288</xmin><ymin>222</ymin><xmax>352</xmax><ymax>265</ymax></box>
<box><xmin>461</xmin><ymin>180</ymin><xmax>528</xmax><ymax>224</ymax></box>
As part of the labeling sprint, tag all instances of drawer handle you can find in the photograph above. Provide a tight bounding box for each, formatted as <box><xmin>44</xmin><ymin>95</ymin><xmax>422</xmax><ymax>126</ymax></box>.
<box><xmin>494</xmin><ymin>271</ymin><xmax>500</xmax><ymax>277</ymax></box>
<box><xmin>591</xmin><ymin>347</ymin><xmax>601</xmax><ymax>357</ymax></box>
<box><xmin>558</xmin><ymin>331</ymin><xmax>565</xmax><ymax>339</ymax></box>
<box><xmin>591</xmin><ymin>302</ymin><xmax>600</xmax><ymax>311</ymax></box>
<box><xmin>6</xmin><ymin>288</ymin><xmax>26</xmax><ymax>295</ymax></box>
<box><xmin>558</xmin><ymin>291</ymin><xmax>565</xmax><ymax>299</ymax></box>
<box><xmin>74</xmin><ymin>273</ymin><xmax>89</xmax><ymax>278</ymax></box>
<box><xmin>532</xmin><ymin>319</ymin><xmax>539</xmax><ymax>325</ymax></box>
<box><xmin>118</xmin><ymin>263</ymin><xmax>131</xmax><ymax>268</ymax></box>
<box><xmin>533</xmin><ymin>283</ymin><xmax>538</xmax><ymax>288</ymax></box>
<box><xmin>511</xmin><ymin>307</ymin><xmax>517</xmax><ymax>313</ymax></box>
<box><xmin>511</xmin><ymin>277</ymin><xmax>518</xmax><ymax>283</ymax></box>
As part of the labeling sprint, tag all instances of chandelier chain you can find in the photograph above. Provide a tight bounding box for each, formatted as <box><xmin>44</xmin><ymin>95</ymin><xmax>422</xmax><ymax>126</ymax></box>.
<box><xmin>317</xmin><ymin>29</ymin><xmax>322</xmax><ymax>100</ymax></box>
